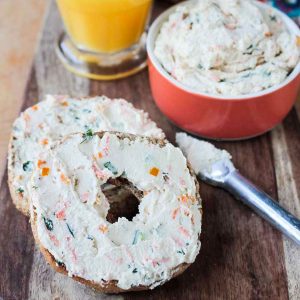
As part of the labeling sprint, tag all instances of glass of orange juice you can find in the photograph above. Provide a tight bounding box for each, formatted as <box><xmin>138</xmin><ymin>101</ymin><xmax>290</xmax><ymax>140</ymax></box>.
<box><xmin>56</xmin><ymin>0</ymin><xmax>153</xmax><ymax>80</ymax></box>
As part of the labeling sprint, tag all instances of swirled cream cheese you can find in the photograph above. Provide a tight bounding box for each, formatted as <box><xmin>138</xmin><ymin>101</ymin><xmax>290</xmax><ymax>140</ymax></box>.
<box><xmin>30</xmin><ymin>132</ymin><xmax>202</xmax><ymax>290</ymax></box>
<box><xmin>176</xmin><ymin>132</ymin><xmax>231</xmax><ymax>173</ymax></box>
<box><xmin>154</xmin><ymin>0</ymin><xmax>300</xmax><ymax>96</ymax></box>
<box><xmin>8</xmin><ymin>95</ymin><xmax>164</xmax><ymax>214</ymax></box>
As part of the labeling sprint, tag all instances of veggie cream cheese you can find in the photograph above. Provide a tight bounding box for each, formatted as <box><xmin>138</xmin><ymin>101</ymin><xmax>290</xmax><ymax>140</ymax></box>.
<box><xmin>176</xmin><ymin>133</ymin><xmax>231</xmax><ymax>174</ymax></box>
<box><xmin>154</xmin><ymin>0</ymin><xmax>300</xmax><ymax>96</ymax></box>
<box><xmin>30</xmin><ymin>132</ymin><xmax>201</xmax><ymax>290</ymax></box>
<box><xmin>8</xmin><ymin>95</ymin><xmax>164</xmax><ymax>215</ymax></box>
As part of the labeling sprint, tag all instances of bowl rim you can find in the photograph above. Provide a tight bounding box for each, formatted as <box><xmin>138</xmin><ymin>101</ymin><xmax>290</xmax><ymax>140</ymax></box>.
<box><xmin>147</xmin><ymin>0</ymin><xmax>300</xmax><ymax>101</ymax></box>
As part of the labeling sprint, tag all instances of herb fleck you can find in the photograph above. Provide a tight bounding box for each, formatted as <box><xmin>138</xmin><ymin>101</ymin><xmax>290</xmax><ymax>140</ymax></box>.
<box><xmin>67</xmin><ymin>223</ymin><xmax>75</xmax><ymax>238</ymax></box>
<box><xmin>32</xmin><ymin>185</ymin><xmax>38</xmax><ymax>190</ymax></box>
<box><xmin>43</xmin><ymin>216</ymin><xmax>54</xmax><ymax>231</ymax></box>
<box><xmin>132</xmin><ymin>268</ymin><xmax>138</xmax><ymax>273</ymax></box>
<box><xmin>23</xmin><ymin>161</ymin><xmax>33</xmax><ymax>172</ymax></box>
<box><xmin>80</xmin><ymin>129</ymin><xmax>94</xmax><ymax>144</ymax></box>
<box><xmin>177</xmin><ymin>249</ymin><xmax>186</xmax><ymax>255</ymax></box>
<box><xmin>270</xmin><ymin>15</ymin><xmax>277</xmax><ymax>22</ymax></box>
<box><xmin>16</xmin><ymin>187</ymin><xmax>24</xmax><ymax>194</ymax></box>
<box><xmin>219</xmin><ymin>79</ymin><xmax>226</xmax><ymax>83</ymax></box>
<box><xmin>162</xmin><ymin>172</ymin><xmax>169</xmax><ymax>182</ymax></box>
<box><xmin>74</xmin><ymin>178</ymin><xmax>79</xmax><ymax>187</ymax></box>
<box><xmin>132</xmin><ymin>230</ymin><xmax>145</xmax><ymax>245</ymax></box>
<box><xmin>104</xmin><ymin>161</ymin><xmax>118</xmax><ymax>175</ymax></box>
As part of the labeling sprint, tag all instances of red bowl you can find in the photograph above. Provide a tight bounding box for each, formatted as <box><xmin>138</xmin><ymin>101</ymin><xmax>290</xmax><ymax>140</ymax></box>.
<box><xmin>147</xmin><ymin>1</ymin><xmax>300</xmax><ymax>140</ymax></box>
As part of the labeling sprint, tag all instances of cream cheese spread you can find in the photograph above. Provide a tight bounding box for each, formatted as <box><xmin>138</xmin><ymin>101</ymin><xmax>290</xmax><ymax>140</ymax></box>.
<box><xmin>176</xmin><ymin>132</ymin><xmax>231</xmax><ymax>174</ymax></box>
<box><xmin>30</xmin><ymin>132</ymin><xmax>202</xmax><ymax>290</ymax></box>
<box><xmin>8</xmin><ymin>95</ymin><xmax>164</xmax><ymax>214</ymax></box>
<box><xmin>154</xmin><ymin>0</ymin><xmax>300</xmax><ymax>96</ymax></box>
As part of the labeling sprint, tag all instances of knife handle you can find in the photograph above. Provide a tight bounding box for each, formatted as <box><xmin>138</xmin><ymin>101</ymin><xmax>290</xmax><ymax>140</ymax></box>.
<box><xmin>224</xmin><ymin>170</ymin><xmax>300</xmax><ymax>245</ymax></box>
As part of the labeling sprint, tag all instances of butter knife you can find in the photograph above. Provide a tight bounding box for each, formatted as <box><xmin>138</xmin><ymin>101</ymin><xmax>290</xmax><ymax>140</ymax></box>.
<box><xmin>176</xmin><ymin>132</ymin><xmax>300</xmax><ymax>245</ymax></box>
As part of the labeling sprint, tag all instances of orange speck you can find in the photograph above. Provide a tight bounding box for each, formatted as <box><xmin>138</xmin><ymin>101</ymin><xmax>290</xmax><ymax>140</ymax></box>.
<box><xmin>37</xmin><ymin>160</ymin><xmax>46</xmax><ymax>168</ymax></box>
<box><xmin>41</xmin><ymin>138</ymin><xmax>48</xmax><ymax>145</ymax></box>
<box><xmin>61</xmin><ymin>101</ymin><xmax>69</xmax><ymax>106</ymax></box>
<box><xmin>56</xmin><ymin>209</ymin><xmax>66</xmax><ymax>220</ymax></box>
<box><xmin>191</xmin><ymin>215</ymin><xmax>195</xmax><ymax>225</ymax></box>
<box><xmin>172</xmin><ymin>208</ymin><xmax>180</xmax><ymax>219</ymax></box>
<box><xmin>179</xmin><ymin>226</ymin><xmax>190</xmax><ymax>238</ymax></box>
<box><xmin>264</xmin><ymin>31</ymin><xmax>273</xmax><ymax>37</ymax></box>
<box><xmin>49</xmin><ymin>233</ymin><xmax>60</xmax><ymax>247</ymax></box>
<box><xmin>32</xmin><ymin>105</ymin><xmax>39</xmax><ymax>111</ymax></box>
<box><xmin>42</xmin><ymin>167</ymin><xmax>50</xmax><ymax>176</ymax></box>
<box><xmin>179</xmin><ymin>194</ymin><xmax>196</xmax><ymax>204</ymax></box>
<box><xmin>60</xmin><ymin>173</ymin><xmax>70</xmax><ymax>184</ymax></box>
<box><xmin>98</xmin><ymin>152</ymin><xmax>103</xmax><ymax>158</ymax></box>
<box><xmin>149</xmin><ymin>167</ymin><xmax>160</xmax><ymax>177</ymax></box>
<box><xmin>179</xmin><ymin>194</ymin><xmax>188</xmax><ymax>203</ymax></box>
<box><xmin>297</xmin><ymin>36</ymin><xmax>300</xmax><ymax>47</ymax></box>
<box><xmin>99</xmin><ymin>224</ymin><xmax>108</xmax><ymax>233</ymax></box>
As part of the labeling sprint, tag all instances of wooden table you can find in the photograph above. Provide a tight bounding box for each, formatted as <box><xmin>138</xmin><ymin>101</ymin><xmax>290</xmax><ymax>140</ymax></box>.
<box><xmin>1</xmin><ymin>1</ymin><xmax>300</xmax><ymax>299</ymax></box>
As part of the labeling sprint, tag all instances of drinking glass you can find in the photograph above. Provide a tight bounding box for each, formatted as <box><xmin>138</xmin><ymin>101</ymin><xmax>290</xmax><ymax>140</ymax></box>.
<box><xmin>56</xmin><ymin>0</ymin><xmax>153</xmax><ymax>80</ymax></box>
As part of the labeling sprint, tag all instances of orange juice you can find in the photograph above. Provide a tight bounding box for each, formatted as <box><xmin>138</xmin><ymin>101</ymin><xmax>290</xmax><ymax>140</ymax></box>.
<box><xmin>56</xmin><ymin>0</ymin><xmax>153</xmax><ymax>53</ymax></box>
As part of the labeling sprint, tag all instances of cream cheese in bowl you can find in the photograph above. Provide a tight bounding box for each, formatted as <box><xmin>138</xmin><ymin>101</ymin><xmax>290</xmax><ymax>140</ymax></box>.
<box><xmin>154</xmin><ymin>0</ymin><xmax>300</xmax><ymax>96</ymax></box>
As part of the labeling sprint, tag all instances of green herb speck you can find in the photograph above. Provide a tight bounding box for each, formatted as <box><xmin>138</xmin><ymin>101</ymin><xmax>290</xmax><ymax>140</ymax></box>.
<box><xmin>80</xmin><ymin>129</ymin><xmax>94</xmax><ymax>144</ymax></box>
<box><xmin>66</xmin><ymin>223</ymin><xmax>75</xmax><ymax>238</ymax></box>
<box><xmin>74</xmin><ymin>178</ymin><xmax>79</xmax><ymax>187</ymax></box>
<box><xmin>16</xmin><ymin>187</ymin><xmax>24</xmax><ymax>194</ymax></box>
<box><xmin>23</xmin><ymin>161</ymin><xmax>33</xmax><ymax>172</ymax></box>
<box><xmin>104</xmin><ymin>161</ymin><xmax>118</xmax><ymax>175</ymax></box>
<box><xmin>43</xmin><ymin>216</ymin><xmax>54</xmax><ymax>231</ymax></box>
<box><xmin>132</xmin><ymin>268</ymin><xmax>138</xmax><ymax>273</ymax></box>
<box><xmin>132</xmin><ymin>230</ymin><xmax>145</xmax><ymax>245</ymax></box>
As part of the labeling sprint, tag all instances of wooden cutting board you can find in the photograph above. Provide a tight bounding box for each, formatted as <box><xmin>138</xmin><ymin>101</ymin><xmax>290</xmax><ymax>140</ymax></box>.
<box><xmin>1</xmin><ymin>1</ymin><xmax>300</xmax><ymax>299</ymax></box>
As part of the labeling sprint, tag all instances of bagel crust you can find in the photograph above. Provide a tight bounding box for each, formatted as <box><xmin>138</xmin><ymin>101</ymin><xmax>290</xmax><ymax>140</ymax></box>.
<box><xmin>30</xmin><ymin>132</ymin><xmax>202</xmax><ymax>292</ymax></box>
<box><xmin>8</xmin><ymin>95</ymin><xmax>164</xmax><ymax>216</ymax></box>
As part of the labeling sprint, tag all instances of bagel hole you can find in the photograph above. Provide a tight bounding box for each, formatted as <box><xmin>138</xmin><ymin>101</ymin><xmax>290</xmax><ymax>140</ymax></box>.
<box><xmin>103</xmin><ymin>186</ymin><xmax>140</xmax><ymax>224</ymax></box>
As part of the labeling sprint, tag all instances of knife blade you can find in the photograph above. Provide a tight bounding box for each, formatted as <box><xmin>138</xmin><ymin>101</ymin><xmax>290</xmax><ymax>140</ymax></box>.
<box><xmin>176</xmin><ymin>132</ymin><xmax>300</xmax><ymax>245</ymax></box>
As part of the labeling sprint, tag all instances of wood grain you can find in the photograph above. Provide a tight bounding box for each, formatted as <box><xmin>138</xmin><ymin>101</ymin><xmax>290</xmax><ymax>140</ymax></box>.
<box><xmin>0</xmin><ymin>0</ymin><xmax>49</xmax><ymax>182</ymax></box>
<box><xmin>0</xmin><ymin>1</ymin><xmax>300</xmax><ymax>299</ymax></box>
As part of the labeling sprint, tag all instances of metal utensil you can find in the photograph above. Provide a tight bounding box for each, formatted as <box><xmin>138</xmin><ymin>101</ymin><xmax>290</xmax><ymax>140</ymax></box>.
<box><xmin>176</xmin><ymin>133</ymin><xmax>300</xmax><ymax>245</ymax></box>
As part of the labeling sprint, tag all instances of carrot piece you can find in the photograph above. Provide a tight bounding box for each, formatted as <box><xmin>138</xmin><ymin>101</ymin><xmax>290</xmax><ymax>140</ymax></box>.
<box><xmin>41</xmin><ymin>138</ymin><xmax>48</xmax><ymax>145</ymax></box>
<box><xmin>264</xmin><ymin>31</ymin><xmax>273</xmax><ymax>37</ymax></box>
<box><xmin>60</xmin><ymin>173</ymin><xmax>70</xmax><ymax>184</ymax></box>
<box><xmin>56</xmin><ymin>209</ymin><xmax>66</xmax><ymax>220</ymax></box>
<box><xmin>172</xmin><ymin>208</ymin><xmax>180</xmax><ymax>219</ymax></box>
<box><xmin>37</xmin><ymin>160</ymin><xmax>46</xmax><ymax>168</ymax></box>
<box><xmin>42</xmin><ymin>167</ymin><xmax>50</xmax><ymax>176</ymax></box>
<box><xmin>32</xmin><ymin>105</ymin><xmax>39</xmax><ymax>111</ymax></box>
<box><xmin>98</xmin><ymin>152</ymin><xmax>103</xmax><ymax>158</ymax></box>
<box><xmin>99</xmin><ymin>224</ymin><xmax>108</xmax><ymax>233</ymax></box>
<box><xmin>149</xmin><ymin>167</ymin><xmax>160</xmax><ymax>177</ymax></box>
